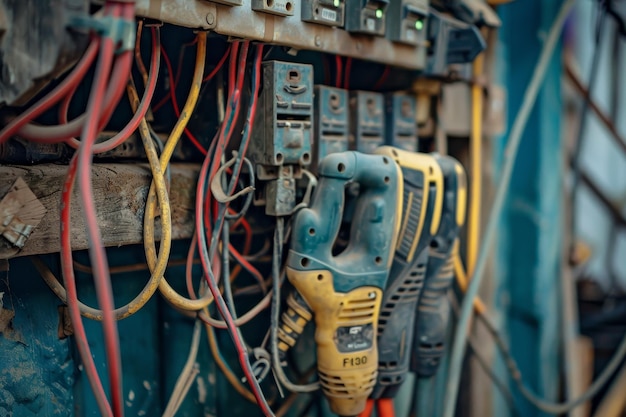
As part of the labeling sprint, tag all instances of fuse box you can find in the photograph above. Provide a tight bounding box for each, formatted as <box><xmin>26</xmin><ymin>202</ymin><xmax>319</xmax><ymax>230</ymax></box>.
<box><xmin>250</xmin><ymin>61</ymin><xmax>313</xmax><ymax>169</ymax></box>
<box><xmin>302</xmin><ymin>0</ymin><xmax>345</xmax><ymax>26</ymax></box>
<box><xmin>344</xmin><ymin>0</ymin><xmax>389</xmax><ymax>35</ymax></box>
<box><xmin>349</xmin><ymin>90</ymin><xmax>385</xmax><ymax>154</ymax></box>
<box><xmin>313</xmin><ymin>86</ymin><xmax>350</xmax><ymax>167</ymax></box>
<box><xmin>385</xmin><ymin>92</ymin><xmax>418</xmax><ymax>151</ymax></box>
<box><xmin>386</xmin><ymin>0</ymin><xmax>429</xmax><ymax>45</ymax></box>
<box><xmin>249</xmin><ymin>61</ymin><xmax>313</xmax><ymax>215</ymax></box>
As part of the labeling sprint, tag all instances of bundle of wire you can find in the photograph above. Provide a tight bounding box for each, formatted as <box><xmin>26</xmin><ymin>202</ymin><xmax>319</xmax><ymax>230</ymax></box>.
<box><xmin>191</xmin><ymin>42</ymin><xmax>278</xmax><ymax>415</ymax></box>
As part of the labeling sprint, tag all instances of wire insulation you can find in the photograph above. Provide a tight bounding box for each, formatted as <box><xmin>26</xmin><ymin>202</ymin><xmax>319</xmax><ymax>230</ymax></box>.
<box><xmin>442</xmin><ymin>3</ymin><xmax>575</xmax><ymax>416</ymax></box>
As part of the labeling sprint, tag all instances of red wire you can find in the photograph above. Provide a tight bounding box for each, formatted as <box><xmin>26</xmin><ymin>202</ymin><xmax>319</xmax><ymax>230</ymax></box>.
<box><xmin>17</xmin><ymin>39</ymin><xmax>132</xmax><ymax>143</ymax></box>
<box><xmin>0</xmin><ymin>39</ymin><xmax>99</xmax><ymax>144</ymax></box>
<box><xmin>60</xmin><ymin>157</ymin><xmax>114</xmax><ymax>417</ymax></box>
<box><xmin>344</xmin><ymin>57</ymin><xmax>352</xmax><ymax>90</ymax></box>
<box><xmin>74</xmin><ymin>4</ymin><xmax>134</xmax><ymax>416</ymax></box>
<box><xmin>203</xmin><ymin>44</ymin><xmax>232</xmax><ymax>83</ymax></box>
<box><xmin>374</xmin><ymin>65</ymin><xmax>391</xmax><ymax>90</ymax></box>
<box><xmin>64</xmin><ymin>27</ymin><xmax>160</xmax><ymax>154</ymax></box>
<box><xmin>335</xmin><ymin>55</ymin><xmax>343</xmax><ymax>88</ymax></box>
<box><xmin>196</xmin><ymin>45</ymin><xmax>272</xmax><ymax>414</ymax></box>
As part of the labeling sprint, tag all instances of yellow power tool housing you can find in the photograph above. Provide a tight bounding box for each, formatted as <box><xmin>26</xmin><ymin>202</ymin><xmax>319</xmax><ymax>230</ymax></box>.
<box><xmin>286</xmin><ymin>151</ymin><xmax>402</xmax><ymax>417</ymax></box>
<box><xmin>370</xmin><ymin>146</ymin><xmax>444</xmax><ymax>398</ymax></box>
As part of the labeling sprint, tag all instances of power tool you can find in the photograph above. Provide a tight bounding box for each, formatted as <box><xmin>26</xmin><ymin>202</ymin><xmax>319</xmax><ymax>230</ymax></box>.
<box><xmin>369</xmin><ymin>146</ymin><xmax>444</xmax><ymax>400</ymax></box>
<box><xmin>411</xmin><ymin>153</ymin><xmax>467</xmax><ymax>376</ymax></box>
<box><xmin>286</xmin><ymin>151</ymin><xmax>403</xmax><ymax>417</ymax></box>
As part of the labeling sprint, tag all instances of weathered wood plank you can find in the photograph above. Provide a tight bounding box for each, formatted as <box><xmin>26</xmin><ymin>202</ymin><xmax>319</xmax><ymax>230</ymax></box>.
<box><xmin>0</xmin><ymin>163</ymin><xmax>199</xmax><ymax>259</ymax></box>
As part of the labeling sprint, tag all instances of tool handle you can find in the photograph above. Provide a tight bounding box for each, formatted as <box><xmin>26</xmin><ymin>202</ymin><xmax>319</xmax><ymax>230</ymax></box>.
<box><xmin>372</xmin><ymin>246</ymin><xmax>428</xmax><ymax>399</ymax></box>
<box><xmin>277</xmin><ymin>291</ymin><xmax>312</xmax><ymax>359</ymax></box>
<box><xmin>412</xmin><ymin>245</ymin><xmax>456</xmax><ymax>376</ymax></box>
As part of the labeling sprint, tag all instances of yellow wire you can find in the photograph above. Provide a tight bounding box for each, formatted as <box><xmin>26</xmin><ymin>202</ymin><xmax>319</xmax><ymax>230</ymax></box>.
<box><xmin>453</xmin><ymin>254</ymin><xmax>487</xmax><ymax>315</ymax></box>
<box><xmin>467</xmin><ymin>53</ymin><xmax>484</xmax><ymax>276</ymax></box>
<box><xmin>32</xmin><ymin>73</ymin><xmax>172</xmax><ymax>321</ymax></box>
<box><xmin>143</xmin><ymin>32</ymin><xmax>214</xmax><ymax>311</ymax></box>
<box><xmin>204</xmin><ymin>319</ymin><xmax>258</xmax><ymax>403</ymax></box>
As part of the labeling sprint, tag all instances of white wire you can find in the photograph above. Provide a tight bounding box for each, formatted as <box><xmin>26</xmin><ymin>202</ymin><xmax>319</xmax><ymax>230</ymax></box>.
<box><xmin>442</xmin><ymin>2</ymin><xmax>576</xmax><ymax>416</ymax></box>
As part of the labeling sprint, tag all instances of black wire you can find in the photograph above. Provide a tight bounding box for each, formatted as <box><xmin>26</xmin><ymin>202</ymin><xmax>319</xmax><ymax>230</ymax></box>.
<box><xmin>447</xmin><ymin>292</ymin><xmax>521</xmax><ymax>417</ymax></box>
<box><xmin>570</xmin><ymin>2</ymin><xmax>608</xmax><ymax>252</ymax></box>
<box><xmin>222</xmin><ymin>219</ymin><xmax>237</xmax><ymax>318</ymax></box>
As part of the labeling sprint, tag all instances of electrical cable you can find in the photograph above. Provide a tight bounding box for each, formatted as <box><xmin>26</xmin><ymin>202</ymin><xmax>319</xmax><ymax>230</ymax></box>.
<box><xmin>143</xmin><ymin>32</ymin><xmax>217</xmax><ymax>312</ymax></box>
<box><xmin>0</xmin><ymin>39</ymin><xmax>99</xmax><ymax>144</ymax></box>
<box><xmin>17</xmin><ymin>32</ymin><xmax>133</xmax><ymax>144</ymax></box>
<box><xmin>374</xmin><ymin>65</ymin><xmax>391</xmax><ymax>90</ymax></box>
<box><xmin>75</xmin><ymin>6</ymin><xmax>131</xmax><ymax>416</ymax></box>
<box><xmin>467</xmin><ymin>50</ymin><xmax>484</xmax><ymax>275</ymax></box>
<box><xmin>447</xmin><ymin>291</ymin><xmax>520</xmax><ymax>417</ymax></box>
<box><xmin>475</xmin><ymin>305</ymin><xmax>626</xmax><ymax>414</ymax></box>
<box><xmin>58</xmin><ymin>160</ymin><xmax>114</xmax><ymax>417</ymax></box>
<box><xmin>157</xmin><ymin>42</ymin><xmax>207</xmax><ymax>154</ymax></box>
<box><xmin>442</xmin><ymin>2</ymin><xmax>575</xmax><ymax>416</ymax></box>
<box><xmin>205</xmin><ymin>322</ymin><xmax>258</xmax><ymax>403</ymax></box>
<box><xmin>343</xmin><ymin>57</ymin><xmax>352</xmax><ymax>90</ymax></box>
<box><xmin>335</xmin><ymin>55</ymin><xmax>343</xmax><ymax>88</ymax></box>
<box><xmin>162</xmin><ymin>320</ymin><xmax>202</xmax><ymax>417</ymax></box>
<box><xmin>195</xmin><ymin>44</ymin><xmax>276</xmax><ymax>416</ymax></box>
<box><xmin>63</xmin><ymin>27</ymin><xmax>161</xmax><ymax>155</ymax></box>
<box><xmin>456</xmin><ymin>242</ymin><xmax>626</xmax><ymax>414</ymax></box>
<box><xmin>135</xmin><ymin>20</ymin><xmax>149</xmax><ymax>87</ymax></box>
<box><xmin>55</xmin><ymin>4</ymin><xmax>135</xmax><ymax>417</ymax></box>
<box><xmin>44</xmin><ymin>28</ymin><xmax>162</xmax><ymax>322</ymax></box>
<box><xmin>270</xmin><ymin>218</ymin><xmax>320</xmax><ymax>393</ymax></box>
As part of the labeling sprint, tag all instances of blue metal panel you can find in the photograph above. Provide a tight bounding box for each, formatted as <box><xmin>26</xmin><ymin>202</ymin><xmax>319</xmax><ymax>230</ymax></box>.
<box><xmin>0</xmin><ymin>257</ymin><xmax>74</xmax><ymax>417</ymax></box>
<box><xmin>495</xmin><ymin>1</ymin><xmax>564</xmax><ymax>416</ymax></box>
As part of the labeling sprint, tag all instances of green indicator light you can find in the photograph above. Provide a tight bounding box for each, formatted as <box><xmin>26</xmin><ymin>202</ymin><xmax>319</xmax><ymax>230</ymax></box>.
<box><xmin>375</xmin><ymin>9</ymin><xmax>383</xmax><ymax>18</ymax></box>
<box><xmin>415</xmin><ymin>19</ymin><xmax>424</xmax><ymax>30</ymax></box>
<box><xmin>334</xmin><ymin>0</ymin><xmax>340</xmax><ymax>7</ymax></box>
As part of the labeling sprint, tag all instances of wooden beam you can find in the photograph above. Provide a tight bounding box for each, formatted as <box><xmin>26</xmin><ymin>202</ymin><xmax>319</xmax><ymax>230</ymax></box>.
<box><xmin>0</xmin><ymin>163</ymin><xmax>200</xmax><ymax>259</ymax></box>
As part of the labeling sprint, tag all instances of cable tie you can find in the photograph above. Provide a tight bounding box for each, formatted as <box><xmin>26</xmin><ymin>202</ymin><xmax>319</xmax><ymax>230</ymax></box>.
<box><xmin>69</xmin><ymin>15</ymin><xmax>136</xmax><ymax>53</ymax></box>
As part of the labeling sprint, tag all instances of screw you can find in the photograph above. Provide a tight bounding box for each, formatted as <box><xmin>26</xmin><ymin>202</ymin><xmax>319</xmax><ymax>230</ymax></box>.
<box><xmin>205</xmin><ymin>12</ymin><xmax>215</xmax><ymax>26</ymax></box>
<box><xmin>314</xmin><ymin>35</ymin><xmax>322</xmax><ymax>47</ymax></box>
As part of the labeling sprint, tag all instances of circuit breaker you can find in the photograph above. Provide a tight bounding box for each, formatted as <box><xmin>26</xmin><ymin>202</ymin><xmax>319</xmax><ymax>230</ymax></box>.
<box><xmin>349</xmin><ymin>91</ymin><xmax>385</xmax><ymax>154</ymax></box>
<box><xmin>344</xmin><ymin>0</ymin><xmax>389</xmax><ymax>35</ymax></box>
<box><xmin>385</xmin><ymin>92</ymin><xmax>417</xmax><ymax>151</ymax></box>
<box><xmin>302</xmin><ymin>0</ymin><xmax>345</xmax><ymax>26</ymax></box>
<box><xmin>249</xmin><ymin>61</ymin><xmax>313</xmax><ymax>215</ymax></box>
<box><xmin>385</xmin><ymin>0</ymin><xmax>428</xmax><ymax>45</ymax></box>
<box><xmin>313</xmin><ymin>86</ymin><xmax>349</xmax><ymax>167</ymax></box>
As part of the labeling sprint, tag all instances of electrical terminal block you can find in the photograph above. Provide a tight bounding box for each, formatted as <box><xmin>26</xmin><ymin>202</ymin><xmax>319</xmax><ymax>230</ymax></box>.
<box><xmin>385</xmin><ymin>0</ymin><xmax>429</xmax><ymax>45</ymax></box>
<box><xmin>313</xmin><ymin>85</ymin><xmax>349</xmax><ymax>169</ymax></box>
<box><xmin>302</xmin><ymin>0</ymin><xmax>345</xmax><ymax>26</ymax></box>
<box><xmin>349</xmin><ymin>91</ymin><xmax>385</xmax><ymax>154</ymax></box>
<box><xmin>252</xmin><ymin>0</ymin><xmax>295</xmax><ymax>16</ymax></box>
<box><xmin>385</xmin><ymin>92</ymin><xmax>418</xmax><ymax>152</ymax></box>
<box><xmin>345</xmin><ymin>0</ymin><xmax>389</xmax><ymax>35</ymax></box>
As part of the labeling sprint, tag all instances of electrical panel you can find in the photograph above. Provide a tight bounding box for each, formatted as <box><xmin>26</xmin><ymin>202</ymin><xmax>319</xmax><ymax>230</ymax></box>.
<box><xmin>302</xmin><ymin>0</ymin><xmax>345</xmax><ymax>26</ymax></box>
<box><xmin>386</xmin><ymin>0</ymin><xmax>429</xmax><ymax>45</ymax></box>
<box><xmin>313</xmin><ymin>85</ymin><xmax>350</xmax><ymax>167</ymax></box>
<box><xmin>385</xmin><ymin>92</ymin><xmax>418</xmax><ymax>152</ymax></box>
<box><xmin>252</xmin><ymin>0</ymin><xmax>295</xmax><ymax>16</ymax></box>
<box><xmin>344</xmin><ymin>0</ymin><xmax>389</xmax><ymax>35</ymax></box>
<box><xmin>249</xmin><ymin>61</ymin><xmax>313</xmax><ymax>215</ymax></box>
<box><xmin>349</xmin><ymin>90</ymin><xmax>385</xmax><ymax>154</ymax></box>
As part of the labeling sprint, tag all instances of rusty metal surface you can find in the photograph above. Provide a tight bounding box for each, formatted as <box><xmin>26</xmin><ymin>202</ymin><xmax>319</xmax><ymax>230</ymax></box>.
<box><xmin>134</xmin><ymin>0</ymin><xmax>427</xmax><ymax>69</ymax></box>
